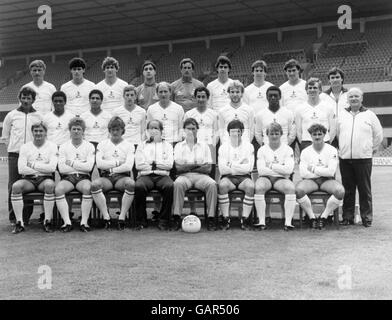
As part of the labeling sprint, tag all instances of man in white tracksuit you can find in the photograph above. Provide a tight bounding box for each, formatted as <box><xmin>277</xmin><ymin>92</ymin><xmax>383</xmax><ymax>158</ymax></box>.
<box><xmin>337</xmin><ymin>87</ymin><xmax>383</xmax><ymax>227</ymax></box>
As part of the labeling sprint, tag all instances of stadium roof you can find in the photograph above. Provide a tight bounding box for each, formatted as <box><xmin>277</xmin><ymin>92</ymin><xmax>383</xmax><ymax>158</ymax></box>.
<box><xmin>1</xmin><ymin>0</ymin><xmax>392</xmax><ymax>56</ymax></box>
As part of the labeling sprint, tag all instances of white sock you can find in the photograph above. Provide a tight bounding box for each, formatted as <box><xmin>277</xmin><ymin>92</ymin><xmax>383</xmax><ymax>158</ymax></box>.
<box><xmin>11</xmin><ymin>194</ymin><xmax>24</xmax><ymax>226</ymax></box>
<box><xmin>254</xmin><ymin>194</ymin><xmax>266</xmax><ymax>225</ymax></box>
<box><xmin>81</xmin><ymin>195</ymin><xmax>93</xmax><ymax>226</ymax></box>
<box><xmin>321</xmin><ymin>195</ymin><xmax>342</xmax><ymax>219</ymax></box>
<box><xmin>218</xmin><ymin>194</ymin><xmax>230</xmax><ymax>217</ymax></box>
<box><xmin>43</xmin><ymin>193</ymin><xmax>55</xmax><ymax>222</ymax></box>
<box><xmin>297</xmin><ymin>195</ymin><xmax>315</xmax><ymax>219</ymax></box>
<box><xmin>284</xmin><ymin>194</ymin><xmax>296</xmax><ymax>226</ymax></box>
<box><xmin>56</xmin><ymin>195</ymin><xmax>72</xmax><ymax>225</ymax></box>
<box><xmin>92</xmin><ymin>189</ymin><xmax>110</xmax><ymax>220</ymax></box>
<box><xmin>119</xmin><ymin>190</ymin><xmax>134</xmax><ymax>220</ymax></box>
<box><xmin>242</xmin><ymin>195</ymin><xmax>254</xmax><ymax>219</ymax></box>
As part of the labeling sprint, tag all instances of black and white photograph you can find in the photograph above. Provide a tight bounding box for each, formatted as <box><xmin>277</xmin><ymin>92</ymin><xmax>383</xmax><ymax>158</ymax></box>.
<box><xmin>1</xmin><ymin>0</ymin><xmax>392</xmax><ymax>305</ymax></box>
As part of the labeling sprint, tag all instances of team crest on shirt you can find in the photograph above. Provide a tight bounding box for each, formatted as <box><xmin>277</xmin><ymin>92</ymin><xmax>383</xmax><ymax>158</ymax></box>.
<box><xmin>56</xmin><ymin>122</ymin><xmax>62</xmax><ymax>129</ymax></box>
<box><xmin>311</xmin><ymin>112</ymin><xmax>318</xmax><ymax>119</ymax></box>
<box><xmin>234</xmin><ymin>114</ymin><xmax>238</xmax><ymax>120</ymax></box>
<box><xmin>93</xmin><ymin>121</ymin><xmax>100</xmax><ymax>128</ymax></box>
<box><xmin>113</xmin><ymin>150</ymin><xmax>119</xmax><ymax>158</ymax></box>
<box><xmin>36</xmin><ymin>153</ymin><xmax>43</xmax><ymax>161</ymax></box>
<box><xmin>75</xmin><ymin>153</ymin><xmax>80</xmax><ymax>160</ymax></box>
<box><xmin>162</xmin><ymin>114</ymin><xmax>168</xmax><ymax>121</ymax></box>
<box><xmin>317</xmin><ymin>159</ymin><xmax>323</xmax><ymax>166</ymax></box>
<box><xmin>75</xmin><ymin>91</ymin><xmax>81</xmax><ymax>98</ymax></box>
<box><xmin>273</xmin><ymin>155</ymin><xmax>279</xmax><ymax>164</ymax></box>
<box><xmin>128</xmin><ymin>117</ymin><xmax>134</xmax><ymax>124</ymax></box>
<box><xmin>199</xmin><ymin>118</ymin><xmax>204</xmax><ymax>126</ymax></box>
<box><xmin>221</xmin><ymin>89</ymin><xmax>226</xmax><ymax>96</ymax></box>
<box><xmin>108</xmin><ymin>91</ymin><xmax>115</xmax><ymax>99</ymax></box>
<box><xmin>290</xmin><ymin>91</ymin><xmax>296</xmax><ymax>98</ymax></box>
<box><xmin>258</xmin><ymin>91</ymin><xmax>263</xmax><ymax>98</ymax></box>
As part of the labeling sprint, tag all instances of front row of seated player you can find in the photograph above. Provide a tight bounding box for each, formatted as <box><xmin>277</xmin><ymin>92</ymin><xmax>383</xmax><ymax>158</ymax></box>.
<box><xmin>10</xmin><ymin>117</ymin><xmax>344</xmax><ymax>234</ymax></box>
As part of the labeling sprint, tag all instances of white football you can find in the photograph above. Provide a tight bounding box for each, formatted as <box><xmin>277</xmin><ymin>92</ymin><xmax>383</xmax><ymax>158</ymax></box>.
<box><xmin>181</xmin><ymin>215</ymin><xmax>201</xmax><ymax>233</ymax></box>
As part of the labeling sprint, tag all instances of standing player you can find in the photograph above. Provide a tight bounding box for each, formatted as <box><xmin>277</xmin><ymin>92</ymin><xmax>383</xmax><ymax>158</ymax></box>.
<box><xmin>254</xmin><ymin>123</ymin><xmax>296</xmax><ymax>231</ymax></box>
<box><xmin>147</xmin><ymin>82</ymin><xmax>184</xmax><ymax>145</ymax></box>
<box><xmin>81</xmin><ymin>89</ymin><xmax>111</xmax><ymax>146</ymax></box>
<box><xmin>296</xmin><ymin>124</ymin><xmax>345</xmax><ymax>230</ymax></box>
<box><xmin>172</xmin><ymin>118</ymin><xmax>217</xmax><ymax>231</ymax></box>
<box><xmin>134</xmin><ymin>120</ymin><xmax>174</xmax><ymax>230</ymax></box>
<box><xmin>55</xmin><ymin>118</ymin><xmax>95</xmax><ymax>232</ymax></box>
<box><xmin>206</xmin><ymin>55</ymin><xmax>234</xmax><ymax>112</ymax></box>
<box><xmin>243</xmin><ymin>60</ymin><xmax>274</xmax><ymax>115</ymax></box>
<box><xmin>60</xmin><ymin>57</ymin><xmax>95</xmax><ymax>117</ymax></box>
<box><xmin>255</xmin><ymin>86</ymin><xmax>296</xmax><ymax>147</ymax></box>
<box><xmin>320</xmin><ymin>67</ymin><xmax>349</xmax><ymax>148</ymax></box>
<box><xmin>23</xmin><ymin>60</ymin><xmax>56</xmax><ymax>116</ymax></box>
<box><xmin>136</xmin><ymin>60</ymin><xmax>159</xmax><ymax>110</ymax></box>
<box><xmin>95</xmin><ymin>57</ymin><xmax>128</xmax><ymax>114</ymax></box>
<box><xmin>218</xmin><ymin>120</ymin><xmax>255</xmax><ymax>230</ymax></box>
<box><xmin>92</xmin><ymin>117</ymin><xmax>135</xmax><ymax>231</ymax></box>
<box><xmin>171</xmin><ymin>58</ymin><xmax>204</xmax><ymax>113</ymax></box>
<box><xmin>112</xmin><ymin>85</ymin><xmax>146</xmax><ymax>146</ymax></box>
<box><xmin>279</xmin><ymin>59</ymin><xmax>307</xmax><ymax>153</ymax></box>
<box><xmin>10</xmin><ymin>122</ymin><xmax>58</xmax><ymax>234</ymax></box>
<box><xmin>43</xmin><ymin>91</ymin><xmax>74</xmax><ymax>146</ymax></box>
<box><xmin>218</xmin><ymin>80</ymin><xmax>254</xmax><ymax>144</ymax></box>
<box><xmin>295</xmin><ymin>78</ymin><xmax>336</xmax><ymax>151</ymax></box>
<box><xmin>1</xmin><ymin>87</ymin><xmax>42</xmax><ymax>224</ymax></box>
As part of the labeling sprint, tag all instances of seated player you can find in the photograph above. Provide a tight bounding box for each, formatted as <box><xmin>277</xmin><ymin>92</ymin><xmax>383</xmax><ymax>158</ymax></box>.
<box><xmin>218</xmin><ymin>120</ymin><xmax>254</xmax><ymax>230</ymax></box>
<box><xmin>172</xmin><ymin>118</ymin><xmax>217</xmax><ymax>231</ymax></box>
<box><xmin>254</xmin><ymin>123</ymin><xmax>296</xmax><ymax>231</ymax></box>
<box><xmin>134</xmin><ymin>120</ymin><xmax>174</xmax><ymax>230</ymax></box>
<box><xmin>55</xmin><ymin>118</ymin><xmax>95</xmax><ymax>232</ymax></box>
<box><xmin>296</xmin><ymin>124</ymin><xmax>345</xmax><ymax>229</ymax></box>
<box><xmin>11</xmin><ymin>122</ymin><xmax>58</xmax><ymax>234</ymax></box>
<box><xmin>91</xmin><ymin>117</ymin><xmax>135</xmax><ymax>231</ymax></box>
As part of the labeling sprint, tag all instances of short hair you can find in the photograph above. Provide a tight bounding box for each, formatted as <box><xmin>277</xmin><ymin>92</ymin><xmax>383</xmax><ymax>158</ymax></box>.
<box><xmin>179</xmin><ymin>58</ymin><xmax>195</xmax><ymax>70</ymax></box>
<box><xmin>347</xmin><ymin>87</ymin><xmax>364</xmax><ymax>97</ymax></box>
<box><xmin>123</xmin><ymin>84</ymin><xmax>137</xmax><ymax>96</ymax></box>
<box><xmin>308</xmin><ymin>123</ymin><xmax>327</xmax><ymax>135</ymax></box>
<box><xmin>89</xmin><ymin>89</ymin><xmax>103</xmax><ymax>100</ymax></box>
<box><xmin>183</xmin><ymin>117</ymin><xmax>199</xmax><ymax>129</ymax></box>
<box><xmin>194</xmin><ymin>86</ymin><xmax>210</xmax><ymax>99</ymax></box>
<box><xmin>266</xmin><ymin>86</ymin><xmax>282</xmax><ymax>98</ymax></box>
<box><xmin>108</xmin><ymin>116</ymin><xmax>125</xmax><ymax>134</ymax></box>
<box><xmin>156</xmin><ymin>81</ymin><xmax>172</xmax><ymax>94</ymax></box>
<box><xmin>227</xmin><ymin>80</ymin><xmax>244</xmax><ymax>93</ymax></box>
<box><xmin>18</xmin><ymin>86</ymin><xmax>36</xmax><ymax>101</ymax></box>
<box><xmin>327</xmin><ymin>67</ymin><xmax>345</xmax><ymax>83</ymax></box>
<box><xmin>29</xmin><ymin>59</ymin><xmax>46</xmax><ymax>70</ymax></box>
<box><xmin>283</xmin><ymin>59</ymin><xmax>302</xmax><ymax>71</ymax></box>
<box><xmin>251</xmin><ymin>60</ymin><xmax>268</xmax><ymax>72</ymax></box>
<box><xmin>68</xmin><ymin>117</ymin><xmax>86</xmax><ymax>132</ymax></box>
<box><xmin>69</xmin><ymin>57</ymin><xmax>86</xmax><ymax>70</ymax></box>
<box><xmin>227</xmin><ymin>119</ymin><xmax>244</xmax><ymax>133</ymax></box>
<box><xmin>306</xmin><ymin>77</ymin><xmax>322</xmax><ymax>91</ymax></box>
<box><xmin>266</xmin><ymin>122</ymin><xmax>283</xmax><ymax>135</ymax></box>
<box><xmin>147</xmin><ymin>119</ymin><xmax>163</xmax><ymax>131</ymax></box>
<box><xmin>215</xmin><ymin>55</ymin><xmax>232</xmax><ymax>70</ymax></box>
<box><xmin>52</xmin><ymin>90</ymin><xmax>67</xmax><ymax>103</ymax></box>
<box><xmin>102</xmin><ymin>56</ymin><xmax>119</xmax><ymax>70</ymax></box>
<box><xmin>31</xmin><ymin>121</ymin><xmax>47</xmax><ymax>132</ymax></box>
<box><xmin>142</xmin><ymin>60</ymin><xmax>156</xmax><ymax>71</ymax></box>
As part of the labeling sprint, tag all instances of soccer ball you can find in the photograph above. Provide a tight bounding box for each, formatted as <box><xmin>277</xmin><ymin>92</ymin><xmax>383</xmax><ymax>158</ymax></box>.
<box><xmin>181</xmin><ymin>215</ymin><xmax>201</xmax><ymax>233</ymax></box>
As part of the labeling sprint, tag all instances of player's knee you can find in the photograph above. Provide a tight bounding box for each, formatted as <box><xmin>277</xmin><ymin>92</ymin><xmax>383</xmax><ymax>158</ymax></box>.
<box><xmin>11</xmin><ymin>182</ymin><xmax>23</xmax><ymax>194</ymax></box>
<box><xmin>255</xmin><ymin>181</ymin><xmax>268</xmax><ymax>194</ymax></box>
<box><xmin>218</xmin><ymin>181</ymin><xmax>230</xmax><ymax>194</ymax></box>
<box><xmin>334</xmin><ymin>186</ymin><xmax>345</xmax><ymax>200</ymax></box>
<box><xmin>44</xmin><ymin>180</ymin><xmax>55</xmax><ymax>193</ymax></box>
<box><xmin>295</xmin><ymin>185</ymin><xmax>306</xmax><ymax>198</ymax></box>
<box><xmin>124</xmin><ymin>179</ymin><xmax>135</xmax><ymax>191</ymax></box>
<box><xmin>91</xmin><ymin>180</ymin><xmax>102</xmax><ymax>192</ymax></box>
<box><xmin>242</xmin><ymin>182</ymin><xmax>255</xmax><ymax>195</ymax></box>
<box><xmin>80</xmin><ymin>184</ymin><xmax>91</xmax><ymax>195</ymax></box>
<box><xmin>281</xmin><ymin>184</ymin><xmax>296</xmax><ymax>194</ymax></box>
